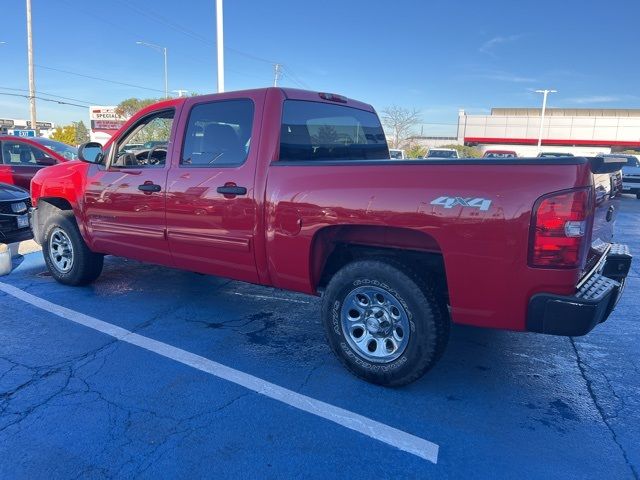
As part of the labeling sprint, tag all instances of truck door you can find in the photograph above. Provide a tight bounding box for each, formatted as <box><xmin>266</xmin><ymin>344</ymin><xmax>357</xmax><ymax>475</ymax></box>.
<box><xmin>165</xmin><ymin>94</ymin><xmax>261</xmax><ymax>283</ymax></box>
<box><xmin>83</xmin><ymin>108</ymin><xmax>175</xmax><ymax>265</ymax></box>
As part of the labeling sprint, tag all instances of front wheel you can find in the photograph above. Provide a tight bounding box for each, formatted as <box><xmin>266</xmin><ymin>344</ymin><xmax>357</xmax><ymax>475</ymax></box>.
<box><xmin>43</xmin><ymin>211</ymin><xmax>104</xmax><ymax>286</ymax></box>
<box><xmin>321</xmin><ymin>259</ymin><xmax>449</xmax><ymax>386</ymax></box>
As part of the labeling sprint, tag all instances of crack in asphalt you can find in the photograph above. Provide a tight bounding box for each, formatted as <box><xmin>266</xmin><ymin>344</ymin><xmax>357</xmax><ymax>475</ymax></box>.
<box><xmin>569</xmin><ymin>337</ymin><xmax>639</xmax><ymax>480</ymax></box>
<box><xmin>299</xmin><ymin>360</ymin><xmax>326</xmax><ymax>391</ymax></box>
<box><xmin>1</xmin><ymin>287</ymin><xmax>255</xmax><ymax>476</ymax></box>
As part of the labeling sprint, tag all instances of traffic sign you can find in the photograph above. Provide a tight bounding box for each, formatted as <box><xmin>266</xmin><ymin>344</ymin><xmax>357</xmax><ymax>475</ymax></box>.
<box><xmin>8</xmin><ymin>129</ymin><xmax>36</xmax><ymax>137</ymax></box>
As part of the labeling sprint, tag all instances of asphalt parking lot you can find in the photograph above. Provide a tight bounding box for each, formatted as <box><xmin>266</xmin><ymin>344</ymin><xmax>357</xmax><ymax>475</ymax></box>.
<box><xmin>0</xmin><ymin>197</ymin><xmax>638</xmax><ymax>479</ymax></box>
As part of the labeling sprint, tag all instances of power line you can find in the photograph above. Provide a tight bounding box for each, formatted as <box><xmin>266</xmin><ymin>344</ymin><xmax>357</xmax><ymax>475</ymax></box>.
<box><xmin>35</xmin><ymin>65</ymin><xmax>166</xmax><ymax>94</ymax></box>
<box><xmin>280</xmin><ymin>68</ymin><xmax>310</xmax><ymax>89</ymax></box>
<box><xmin>112</xmin><ymin>0</ymin><xmax>276</xmax><ymax>65</ymax></box>
<box><xmin>0</xmin><ymin>92</ymin><xmax>88</xmax><ymax>108</ymax></box>
<box><xmin>0</xmin><ymin>86</ymin><xmax>100</xmax><ymax>105</ymax></box>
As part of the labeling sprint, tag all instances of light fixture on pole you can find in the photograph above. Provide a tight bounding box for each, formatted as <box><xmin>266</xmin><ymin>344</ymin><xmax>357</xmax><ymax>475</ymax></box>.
<box><xmin>136</xmin><ymin>41</ymin><xmax>168</xmax><ymax>98</ymax></box>
<box><xmin>535</xmin><ymin>89</ymin><xmax>557</xmax><ymax>154</ymax></box>
<box><xmin>216</xmin><ymin>0</ymin><xmax>224</xmax><ymax>93</ymax></box>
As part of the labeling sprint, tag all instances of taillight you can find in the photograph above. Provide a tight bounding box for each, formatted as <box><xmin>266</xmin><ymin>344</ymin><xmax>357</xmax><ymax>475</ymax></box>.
<box><xmin>529</xmin><ymin>188</ymin><xmax>593</xmax><ymax>269</ymax></box>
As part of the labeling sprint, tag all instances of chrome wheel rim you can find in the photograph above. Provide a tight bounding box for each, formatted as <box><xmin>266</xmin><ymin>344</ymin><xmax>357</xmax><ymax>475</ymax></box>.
<box><xmin>340</xmin><ymin>285</ymin><xmax>410</xmax><ymax>363</ymax></box>
<box><xmin>49</xmin><ymin>227</ymin><xmax>74</xmax><ymax>273</ymax></box>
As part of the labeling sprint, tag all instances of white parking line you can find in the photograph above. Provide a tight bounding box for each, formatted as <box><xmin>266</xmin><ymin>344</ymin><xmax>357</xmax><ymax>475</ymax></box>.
<box><xmin>0</xmin><ymin>282</ymin><xmax>439</xmax><ymax>464</ymax></box>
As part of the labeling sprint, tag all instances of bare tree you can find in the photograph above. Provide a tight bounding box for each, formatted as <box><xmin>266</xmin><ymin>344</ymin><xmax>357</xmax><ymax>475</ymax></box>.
<box><xmin>380</xmin><ymin>106</ymin><xmax>421</xmax><ymax>148</ymax></box>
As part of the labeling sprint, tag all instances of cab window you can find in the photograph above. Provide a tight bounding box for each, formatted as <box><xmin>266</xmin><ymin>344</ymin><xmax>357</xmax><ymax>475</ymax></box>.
<box><xmin>113</xmin><ymin>109</ymin><xmax>174</xmax><ymax>168</ymax></box>
<box><xmin>181</xmin><ymin>99</ymin><xmax>254</xmax><ymax>167</ymax></box>
<box><xmin>279</xmin><ymin>100</ymin><xmax>389</xmax><ymax>161</ymax></box>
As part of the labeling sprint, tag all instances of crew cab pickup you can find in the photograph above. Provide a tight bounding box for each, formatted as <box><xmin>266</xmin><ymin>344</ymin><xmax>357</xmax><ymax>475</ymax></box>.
<box><xmin>30</xmin><ymin>88</ymin><xmax>632</xmax><ymax>386</ymax></box>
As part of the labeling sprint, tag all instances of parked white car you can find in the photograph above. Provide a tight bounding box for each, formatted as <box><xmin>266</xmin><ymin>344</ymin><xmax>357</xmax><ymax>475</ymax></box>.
<box><xmin>389</xmin><ymin>148</ymin><xmax>405</xmax><ymax>159</ymax></box>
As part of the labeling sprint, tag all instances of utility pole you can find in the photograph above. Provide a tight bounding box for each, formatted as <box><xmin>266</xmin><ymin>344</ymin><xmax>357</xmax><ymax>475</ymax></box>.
<box><xmin>273</xmin><ymin>63</ymin><xmax>282</xmax><ymax>87</ymax></box>
<box><xmin>216</xmin><ymin>0</ymin><xmax>224</xmax><ymax>93</ymax></box>
<box><xmin>535</xmin><ymin>89</ymin><xmax>557</xmax><ymax>154</ymax></box>
<box><xmin>26</xmin><ymin>0</ymin><xmax>37</xmax><ymax>135</ymax></box>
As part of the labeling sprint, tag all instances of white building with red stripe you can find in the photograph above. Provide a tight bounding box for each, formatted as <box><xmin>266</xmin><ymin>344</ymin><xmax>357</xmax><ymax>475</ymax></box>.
<box><xmin>459</xmin><ymin>107</ymin><xmax>640</xmax><ymax>156</ymax></box>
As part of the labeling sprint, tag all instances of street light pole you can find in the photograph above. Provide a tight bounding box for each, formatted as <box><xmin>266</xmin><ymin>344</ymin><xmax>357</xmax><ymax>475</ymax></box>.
<box><xmin>163</xmin><ymin>46</ymin><xmax>168</xmax><ymax>99</ymax></box>
<box><xmin>136</xmin><ymin>41</ymin><xmax>168</xmax><ymax>98</ymax></box>
<box><xmin>535</xmin><ymin>89</ymin><xmax>557</xmax><ymax>154</ymax></box>
<box><xmin>26</xmin><ymin>0</ymin><xmax>38</xmax><ymax>134</ymax></box>
<box><xmin>216</xmin><ymin>0</ymin><xmax>225</xmax><ymax>93</ymax></box>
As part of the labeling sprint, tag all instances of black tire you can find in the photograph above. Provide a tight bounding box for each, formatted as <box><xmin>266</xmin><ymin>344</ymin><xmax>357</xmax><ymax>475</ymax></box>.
<box><xmin>42</xmin><ymin>211</ymin><xmax>104</xmax><ymax>286</ymax></box>
<box><xmin>321</xmin><ymin>259</ymin><xmax>449</xmax><ymax>386</ymax></box>
<box><xmin>636</xmin><ymin>192</ymin><xmax>640</xmax><ymax>200</ymax></box>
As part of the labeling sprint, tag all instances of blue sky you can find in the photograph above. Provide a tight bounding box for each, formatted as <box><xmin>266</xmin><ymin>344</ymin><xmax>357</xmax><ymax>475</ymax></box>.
<box><xmin>1</xmin><ymin>0</ymin><xmax>639</xmax><ymax>135</ymax></box>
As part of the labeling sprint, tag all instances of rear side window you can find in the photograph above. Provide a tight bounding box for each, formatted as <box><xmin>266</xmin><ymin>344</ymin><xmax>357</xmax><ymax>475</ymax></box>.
<box><xmin>181</xmin><ymin>99</ymin><xmax>254</xmax><ymax>167</ymax></box>
<box><xmin>1</xmin><ymin>141</ymin><xmax>44</xmax><ymax>165</ymax></box>
<box><xmin>279</xmin><ymin>100</ymin><xmax>389</xmax><ymax>161</ymax></box>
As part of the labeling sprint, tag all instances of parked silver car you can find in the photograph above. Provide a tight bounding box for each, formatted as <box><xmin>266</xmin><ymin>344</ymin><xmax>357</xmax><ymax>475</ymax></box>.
<box><xmin>619</xmin><ymin>155</ymin><xmax>640</xmax><ymax>199</ymax></box>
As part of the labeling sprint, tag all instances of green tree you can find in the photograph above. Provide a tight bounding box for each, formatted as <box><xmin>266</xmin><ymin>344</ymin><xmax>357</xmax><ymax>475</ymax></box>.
<box><xmin>50</xmin><ymin>124</ymin><xmax>77</xmax><ymax>146</ymax></box>
<box><xmin>405</xmin><ymin>145</ymin><xmax>427</xmax><ymax>159</ymax></box>
<box><xmin>439</xmin><ymin>144</ymin><xmax>482</xmax><ymax>158</ymax></box>
<box><xmin>74</xmin><ymin>120</ymin><xmax>89</xmax><ymax>144</ymax></box>
<box><xmin>115</xmin><ymin>97</ymin><xmax>161</xmax><ymax>119</ymax></box>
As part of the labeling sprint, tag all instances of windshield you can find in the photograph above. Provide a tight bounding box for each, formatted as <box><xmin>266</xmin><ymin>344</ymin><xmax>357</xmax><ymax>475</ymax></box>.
<box><xmin>485</xmin><ymin>152</ymin><xmax>516</xmax><ymax>158</ymax></box>
<box><xmin>32</xmin><ymin>138</ymin><xmax>79</xmax><ymax>160</ymax></box>
<box><xmin>539</xmin><ymin>152</ymin><xmax>573</xmax><ymax>157</ymax></box>
<box><xmin>427</xmin><ymin>150</ymin><xmax>456</xmax><ymax>158</ymax></box>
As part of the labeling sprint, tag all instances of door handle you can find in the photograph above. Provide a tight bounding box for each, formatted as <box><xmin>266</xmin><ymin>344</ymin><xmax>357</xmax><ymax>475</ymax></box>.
<box><xmin>216</xmin><ymin>185</ymin><xmax>247</xmax><ymax>196</ymax></box>
<box><xmin>138</xmin><ymin>183</ymin><xmax>162</xmax><ymax>193</ymax></box>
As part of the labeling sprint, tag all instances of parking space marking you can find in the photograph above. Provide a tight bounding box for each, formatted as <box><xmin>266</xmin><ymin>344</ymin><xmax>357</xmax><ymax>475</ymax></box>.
<box><xmin>230</xmin><ymin>291</ymin><xmax>311</xmax><ymax>304</ymax></box>
<box><xmin>0</xmin><ymin>282</ymin><xmax>439</xmax><ymax>463</ymax></box>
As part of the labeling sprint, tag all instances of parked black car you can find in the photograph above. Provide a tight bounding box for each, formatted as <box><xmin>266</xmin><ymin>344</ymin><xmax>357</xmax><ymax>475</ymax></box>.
<box><xmin>0</xmin><ymin>183</ymin><xmax>32</xmax><ymax>244</ymax></box>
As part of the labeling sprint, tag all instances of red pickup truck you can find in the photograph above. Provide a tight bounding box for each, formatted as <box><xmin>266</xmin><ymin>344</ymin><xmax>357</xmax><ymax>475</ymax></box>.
<box><xmin>30</xmin><ymin>88</ymin><xmax>631</xmax><ymax>385</ymax></box>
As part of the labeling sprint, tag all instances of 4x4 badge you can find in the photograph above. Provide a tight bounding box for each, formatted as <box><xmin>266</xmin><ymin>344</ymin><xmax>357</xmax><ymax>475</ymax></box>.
<box><xmin>430</xmin><ymin>196</ymin><xmax>492</xmax><ymax>211</ymax></box>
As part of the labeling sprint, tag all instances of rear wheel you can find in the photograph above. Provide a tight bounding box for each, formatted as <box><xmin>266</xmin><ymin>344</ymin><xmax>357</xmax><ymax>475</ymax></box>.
<box><xmin>43</xmin><ymin>211</ymin><xmax>103</xmax><ymax>286</ymax></box>
<box><xmin>321</xmin><ymin>259</ymin><xmax>449</xmax><ymax>386</ymax></box>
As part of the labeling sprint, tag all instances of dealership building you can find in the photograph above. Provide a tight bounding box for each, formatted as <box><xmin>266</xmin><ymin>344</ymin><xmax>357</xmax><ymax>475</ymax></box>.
<box><xmin>413</xmin><ymin>108</ymin><xmax>640</xmax><ymax>156</ymax></box>
<box><xmin>0</xmin><ymin>118</ymin><xmax>55</xmax><ymax>138</ymax></box>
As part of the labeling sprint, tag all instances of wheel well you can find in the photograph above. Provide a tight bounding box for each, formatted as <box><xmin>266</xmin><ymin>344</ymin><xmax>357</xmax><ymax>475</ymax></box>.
<box><xmin>312</xmin><ymin>226</ymin><xmax>449</xmax><ymax>304</ymax></box>
<box><xmin>39</xmin><ymin>197</ymin><xmax>73</xmax><ymax>211</ymax></box>
<box><xmin>32</xmin><ymin>198</ymin><xmax>74</xmax><ymax>244</ymax></box>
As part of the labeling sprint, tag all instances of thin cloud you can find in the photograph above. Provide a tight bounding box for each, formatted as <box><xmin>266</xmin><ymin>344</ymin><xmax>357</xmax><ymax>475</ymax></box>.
<box><xmin>479</xmin><ymin>34</ymin><xmax>524</xmax><ymax>56</ymax></box>
<box><xmin>565</xmin><ymin>95</ymin><xmax>624</xmax><ymax>104</ymax></box>
<box><xmin>480</xmin><ymin>73</ymin><xmax>537</xmax><ymax>83</ymax></box>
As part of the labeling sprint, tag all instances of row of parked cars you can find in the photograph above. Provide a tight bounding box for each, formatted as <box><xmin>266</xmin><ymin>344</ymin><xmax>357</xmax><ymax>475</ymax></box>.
<box><xmin>0</xmin><ymin>136</ymin><xmax>78</xmax><ymax>244</ymax></box>
<box><xmin>1</xmin><ymin>134</ymin><xmax>640</xmax><ymax>247</ymax></box>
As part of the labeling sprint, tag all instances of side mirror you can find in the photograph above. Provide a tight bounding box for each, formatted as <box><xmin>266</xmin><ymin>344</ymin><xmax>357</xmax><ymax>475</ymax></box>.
<box><xmin>78</xmin><ymin>142</ymin><xmax>104</xmax><ymax>164</ymax></box>
<box><xmin>36</xmin><ymin>156</ymin><xmax>56</xmax><ymax>166</ymax></box>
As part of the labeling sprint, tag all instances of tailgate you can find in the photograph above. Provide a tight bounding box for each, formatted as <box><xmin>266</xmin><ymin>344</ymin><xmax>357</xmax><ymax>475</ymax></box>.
<box><xmin>585</xmin><ymin>173</ymin><xmax>617</xmax><ymax>272</ymax></box>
